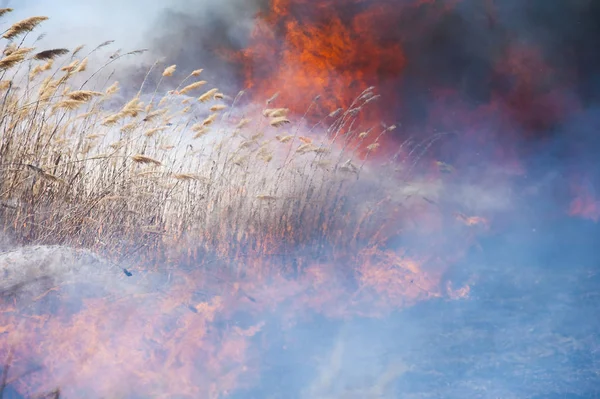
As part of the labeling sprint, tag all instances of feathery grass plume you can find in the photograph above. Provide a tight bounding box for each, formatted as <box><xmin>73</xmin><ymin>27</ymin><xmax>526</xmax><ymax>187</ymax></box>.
<box><xmin>359</xmin><ymin>132</ymin><xmax>369</xmax><ymax>139</ymax></box>
<box><xmin>233</xmin><ymin>155</ymin><xmax>248</xmax><ymax>166</ymax></box>
<box><xmin>142</xmin><ymin>109</ymin><xmax>168</xmax><ymax>122</ymax></box>
<box><xmin>329</xmin><ymin>108</ymin><xmax>343</xmax><ymax>118</ymax></box>
<box><xmin>236</xmin><ymin>118</ymin><xmax>251</xmax><ymax>129</ymax></box>
<box><xmin>270</xmin><ymin>117</ymin><xmax>291</xmax><ymax>128</ymax></box>
<box><xmin>61</xmin><ymin>59</ymin><xmax>79</xmax><ymax>72</ymax></box>
<box><xmin>339</xmin><ymin>159</ymin><xmax>359</xmax><ymax>173</ymax></box>
<box><xmin>109</xmin><ymin>49</ymin><xmax>121</xmax><ymax>59</ymax></box>
<box><xmin>214</xmin><ymin>92</ymin><xmax>224</xmax><ymax>100</ymax></box>
<box><xmin>202</xmin><ymin>113</ymin><xmax>218</xmax><ymax>127</ymax></box>
<box><xmin>0</xmin><ymin>48</ymin><xmax>34</xmax><ymax>70</ymax></box>
<box><xmin>34</xmin><ymin>48</ymin><xmax>69</xmax><ymax>60</ymax></box>
<box><xmin>191</xmin><ymin>68</ymin><xmax>203</xmax><ymax>76</ymax></box>
<box><xmin>266</xmin><ymin>92</ymin><xmax>279</xmax><ymax>105</ymax></box>
<box><xmin>296</xmin><ymin>143</ymin><xmax>317</xmax><ymax>154</ymax></box>
<box><xmin>80</xmin><ymin>142</ymin><xmax>93</xmax><ymax>155</ymax></box>
<box><xmin>85</xmin><ymin>134</ymin><xmax>103</xmax><ymax>140</ymax></box>
<box><xmin>162</xmin><ymin>64</ymin><xmax>176</xmax><ymax>77</ymax></box>
<box><xmin>52</xmin><ymin>99</ymin><xmax>86</xmax><ymax>112</ymax></box>
<box><xmin>314</xmin><ymin>160</ymin><xmax>331</xmax><ymax>169</ymax></box>
<box><xmin>192</xmin><ymin>125</ymin><xmax>209</xmax><ymax>138</ymax></box>
<box><xmin>30</xmin><ymin>65</ymin><xmax>44</xmax><ymax>79</ymax></box>
<box><xmin>0</xmin><ymin>8</ymin><xmax>13</xmax><ymax>18</ymax></box>
<box><xmin>74</xmin><ymin>111</ymin><xmax>94</xmax><ymax>120</ymax></box>
<box><xmin>102</xmin><ymin>113</ymin><xmax>123</xmax><ymax>126</ymax></box>
<box><xmin>179</xmin><ymin>80</ymin><xmax>207</xmax><ymax>95</ymax></box>
<box><xmin>0</xmin><ymin>80</ymin><xmax>11</xmax><ymax>91</ymax></box>
<box><xmin>3</xmin><ymin>43</ymin><xmax>16</xmax><ymax>55</ymax></box>
<box><xmin>366</xmin><ymin>143</ymin><xmax>381</xmax><ymax>152</ymax></box>
<box><xmin>67</xmin><ymin>90</ymin><xmax>103</xmax><ymax>102</ymax></box>
<box><xmin>120</xmin><ymin>121</ymin><xmax>138</xmax><ymax>133</ymax></box>
<box><xmin>263</xmin><ymin>108</ymin><xmax>289</xmax><ymax>118</ymax></box>
<box><xmin>40</xmin><ymin>58</ymin><xmax>53</xmax><ymax>71</ymax></box>
<box><xmin>105</xmin><ymin>81</ymin><xmax>120</xmax><ymax>96</ymax></box>
<box><xmin>72</xmin><ymin>44</ymin><xmax>85</xmax><ymax>56</ymax></box>
<box><xmin>61</xmin><ymin>85</ymin><xmax>71</xmax><ymax>96</ymax></box>
<box><xmin>193</xmin><ymin>130</ymin><xmax>209</xmax><ymax>139</ymax></box>
<box><xmin>0</xmin><ymin>54</ymin><xmax>24</xmax><ymax>70</ymax></box>
<box><xmin>259</xmin><ymin>153</ymin><xmax>273</xmax><ymax>163</ymax></box>
<box><xmin>210</xmin><ymin>104</ymin><xmax>227</xmax><ymax>112</ymax></box>
<box><xmin>238</xmin><ymin>139</ymin><xmax>254</xmax><ymax>150</ymax></box>
<box><xmin>109</xmin><ymin>140</ymin><xmax>123</xmax><ymax>150</ymax></box>
<box><xmin>96</xmin><ymin>40</ymin><xmax>115</xmax><ymax>50</ymax></box>
<box><xmin>144</xmin><ymin>127</ymin><xmax>166</xmax><ymax>138</ymax></box>
<box><xmin>121</xmin><ymin>97</ymin><xmax>144</xmax><ymax>118</ymax></box>
<box><xmin>76</xmin><ymin>57</ymin><xmax>88</xmax><ymax>72</ymax></box>
<box><xmin>158</xmin><ymin>95</ymin><xmax>169</xmax><ymax>108</ymax></box>
<box><xmin>198</xmin><ymin>88</ymin><xmax>218</xmax><ymax>103</ymax></box>
<box><xmin>275</xmin><ymin>134</ymin><xmax>293</xmax><ymax>143</ymax></box>
<box><xmin>312</xmin><ymin>146</ymin><xmax>330</xmax><ymax>154</ymax></box>
<box><xmin>4</xmin><ymin>16</ymin><xmax>49</xmax><ymax>40</ymax></box>
<box><xmin>38</xmin><ymin>77</ymin><xmax>59</xmax><ymax>101</ymax></box>
<box><xmin>131</xmin><ymin>155</ymin><xmax>162</xmax><ymax>166</ymax></box>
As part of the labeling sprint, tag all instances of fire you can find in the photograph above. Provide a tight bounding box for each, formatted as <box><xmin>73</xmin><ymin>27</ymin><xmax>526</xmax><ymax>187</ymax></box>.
<box><xmin>1</xmin><ymin>239</ymin><xmax>472</xmax><ymax>397</ymax></box>
<box><xmin>2</xmin><ymin>0</ymin><xmax>597</xmax><ymax>396</ymax></box>
<box><xmin>569</xmin><ymin>176</ymin><xmax>600</xmax><ymax>222</ymax></box>
<box><xmin>237</xmin><ymin>0</ymin><xmax>414</xmax><ymax>121</ymax></box>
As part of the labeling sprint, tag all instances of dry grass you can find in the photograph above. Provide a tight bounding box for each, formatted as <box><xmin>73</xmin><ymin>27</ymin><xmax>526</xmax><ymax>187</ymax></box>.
<box><xmin>0</xmin><ymin>10</ymin><xmax>439</xmax><ymax>271</ymax></box>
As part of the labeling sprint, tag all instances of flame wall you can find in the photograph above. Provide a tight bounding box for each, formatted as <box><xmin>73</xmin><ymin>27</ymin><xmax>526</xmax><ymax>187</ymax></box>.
<box><xmin>152</xmin><ymin>0</ymin><xmax>600</xmax><ymax>170</ymax></box>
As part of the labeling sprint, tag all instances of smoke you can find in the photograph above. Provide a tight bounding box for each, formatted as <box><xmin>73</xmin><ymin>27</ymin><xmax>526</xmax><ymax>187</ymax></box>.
<box><xmin>13</xmin><ymin>0</ymin><xmax>600</xmax><ymax>106</ymax></box>
<box><xmin>6</xmin><ymin>0</ymin><xmax>166</xmax><ymax>49</ymax></box>
<box><xmin>108</xmin><ymin>0</ymin><xmax>600</xmax><ymax>188</ymax></box>
<box><xmin>13</xmin><ymin>0</ymin><xmax>600</xmax><ymax>144</ymax></box>
<box><xmin>2</xmin><ymin>1</ymin><xmax>599</xmax><ymax>398</ymax></box>
<box><xmin>7</xmin><ymin>0</ymin><xmax>264</xmax><ymax>91</ymax></box>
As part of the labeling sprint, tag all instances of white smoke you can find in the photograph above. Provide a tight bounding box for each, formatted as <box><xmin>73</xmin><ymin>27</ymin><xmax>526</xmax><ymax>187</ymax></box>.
<box><xmin>5</xmin><ymin>0</ymin><xmax>261</xmax><ymax>55</ymax></box>
<box><xmin>0</xmin><ymin>246</ymin><xmax>138</xmax><ymax>304</ymax></box>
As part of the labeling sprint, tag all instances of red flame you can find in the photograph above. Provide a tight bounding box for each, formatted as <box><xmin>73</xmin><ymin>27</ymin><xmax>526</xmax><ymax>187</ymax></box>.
<box><xmin>237</xmin><ymin>0</ymin><xmax>417</xmax><ymax>118</ymax></box>
<box><xmin>234</xmin><ymin>0</ymin><xmax>582</xmax><ymax>164</ymax></box>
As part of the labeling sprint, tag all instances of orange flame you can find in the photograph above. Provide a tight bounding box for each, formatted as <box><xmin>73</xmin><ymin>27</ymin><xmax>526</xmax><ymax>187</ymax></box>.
<box><xmin>569</xmin><ymin>177</ymin><xmax>600</xmax><ymax>222</ymax></box>
<box><xmin>236</xmin><ymin>0</ymin><xmax>417</xmax><ymax>119</ymax></box>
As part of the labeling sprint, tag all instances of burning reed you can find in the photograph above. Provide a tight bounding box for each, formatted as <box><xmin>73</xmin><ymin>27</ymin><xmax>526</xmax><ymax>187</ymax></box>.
<box><xmin>0</xmin><ymin>10</ymin><xmax>448</xmax><ymax>271</ymax></box>
<box><xmin>0</xmin><ymin>9</ymin><xmax>481</xmax><ymax>399</ymax></box>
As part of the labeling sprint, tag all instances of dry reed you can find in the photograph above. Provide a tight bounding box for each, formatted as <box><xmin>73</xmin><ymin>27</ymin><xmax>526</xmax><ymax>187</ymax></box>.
<box><xmin>0</xmin><ymin>10</ymin><xmax>440</xmax><ymax>276</ymax></box>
